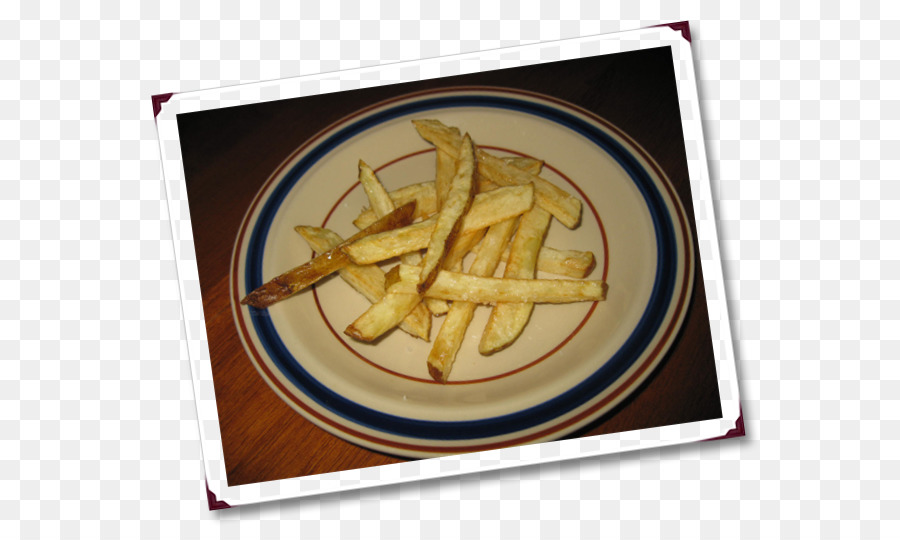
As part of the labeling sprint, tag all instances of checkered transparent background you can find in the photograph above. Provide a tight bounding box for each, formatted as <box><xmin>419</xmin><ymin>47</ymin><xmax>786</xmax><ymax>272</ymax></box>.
<box><xmin>2</xmin><ymin>1</ymin><xmax>897</xmax><ymax>538</ymax></box>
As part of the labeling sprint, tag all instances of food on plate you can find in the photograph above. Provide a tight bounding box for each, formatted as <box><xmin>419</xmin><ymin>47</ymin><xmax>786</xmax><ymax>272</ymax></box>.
<box><xmin>353</xmin><ymin>181</ymin><xmax>437</xmax><ymax>229</ymax></box>
<box><xmin>480</xmin><ymin>205</ymin><xmax>552</xmax><ymax>354</ymax></box>
<box><xmin>386</xmin><ymin>264</ymin><xmax>607</xmax><ymax>304</ymax></box>
<box><xmin>426</xmin><ymin>218</ymin><xmax>517</xmax><ymax>382</ymax></box>
<box><xmin>295</xmin><ymin>226</ymin><xmax>431</xmax><ymax>341</ymax></box>
<box><xmin>240</xmin><ymin>201</ymin><xmax>416</xmax><ymax>308</ymax></box>
<box><xmin>414</xmin><ymin>118</ymin><xmax>581</xmax><ymax>228</ymax></box>
<box><xmin>341</xmin><ymin>184</ymin><xmax>535</xmax><ymax>265</ymax></box>
<box><xmin>242</xmin><ymin>119</ymin><xmax>606</xmax><ymax>382</ymax></box>
<box><xmin>416</xmin><ymin>133</ymin><xmax>477</xmax><ymax>294</ymax></box>
<box><xmin>475</xmin><ymin>149</ymin><xmax>582</xmax><ymax>229</ymax></box>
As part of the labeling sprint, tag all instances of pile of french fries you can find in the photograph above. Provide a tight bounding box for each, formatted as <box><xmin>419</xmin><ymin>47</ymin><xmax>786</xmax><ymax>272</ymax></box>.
<box><xmin>242</xmin><ymin>119</ymin><xmax>608</xmax><ymax>383</ymax></box>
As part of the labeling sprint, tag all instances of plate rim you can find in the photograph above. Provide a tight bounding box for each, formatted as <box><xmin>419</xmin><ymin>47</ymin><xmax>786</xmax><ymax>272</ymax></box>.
<box><xmin>229</xmin><ymin>86</ymin><xmax>696</xmax><ymax>457</ymax></box>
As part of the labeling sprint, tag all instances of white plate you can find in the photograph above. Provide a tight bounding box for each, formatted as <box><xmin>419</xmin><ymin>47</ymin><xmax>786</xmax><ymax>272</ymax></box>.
<box><xmin>230</xmin><ymin>88</ymin><xmax>694</xmax><ymax>457</ymax></box>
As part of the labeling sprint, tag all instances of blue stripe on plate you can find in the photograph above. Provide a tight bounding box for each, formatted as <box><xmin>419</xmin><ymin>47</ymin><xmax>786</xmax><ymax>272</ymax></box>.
<box><xmin>243</xmin><ymin>94</ymin><xmax>678</xmax><ymax>440</ymax></box>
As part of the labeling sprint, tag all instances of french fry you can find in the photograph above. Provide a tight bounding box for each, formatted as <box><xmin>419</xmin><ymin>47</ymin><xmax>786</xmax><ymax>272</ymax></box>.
<box><xmin>435</xmin><ymin>149</ymin><xmax>457</xmax><ymax>207</ymax></box>
<box><xmin>390</xmin><ymin>265</ymin><xmax>608</xmax><ymax>305</ymax></box>
<box><xmin>342</xmin><ymin>184</ymin><xmax>534</xmax><ymax>265</ymax></box>
<box><xmin>418</xmin><ymin>134</ymin><xmax>477</xmax><ymax>293</ymax></box>
<box><xmin>414</xmin><ymin>119</ymin><xmax>579</xmax><ymax>226</ymax></box>
<box><xmin>443</xmin><ymin>228</ymin><xmax>486</xmax><ymax>273</ymax></box>
<box><xmin>344</xmin><ymin>287</ymin><xmax>423</xmax><ymax>342</ymax></box>
<box><xmin>383</xmin><ymin>264</ymin><xmax>402</xmax><ymax>290</ymax></box>
<box><xmin>295</xmin><ymin>226</ymin><xmax>431</xmax><ymax>341</ymax></box>
<box><xmin>344</xmin><ymin>217</ymin><xmax>437</xmax><ymax>265</ymax></box>
<box><xmin>353</xmin><ymin>181</ymin><xmax>437</xmax><ymax>229</ymax></box>
<box><xmin>503</xmin><ymin>156</ymin><xmax>544</xmax><ymax>175</ymax></box>
<box><xmin>480</xmin><ymin>206</ymin><xmax>552</xmax><ymax>355</ymax></box>
<box><xmin>502</xmin><ymin>246</ymin><xmax>596</xmax><ymax>279</ymax></box>
<box><xmin>427</xmin><ymin>218</ymin><xmax>518</xmax><ymax>382</ymax></box>
<box><xmin>295</xmin><ymin>226</ymin><xmax>385</xmax><ymax>302</ymax></box>
<box><xmin>423</xmin><ymin>227</ymin><xmax>485</xmax><ymax>317</ymax></box>
<box><xmin>414</xmin><ymin>120</ymin><xmax>544</xmax><ymax>175</ymax></box>
<box><xmin>424</xmin><ymin>298</ymin><xmax>450</xmax><ymax>316</ymax></box>
<box><xmin>357</xmin><ymin>160</ymin><xmax>396</xmax><ymax>216</ymax></box>
<box><xmin>345</xmin><ymin>263</ymin><xmax>424</xmax><ymax>342</ymax></box>
<box><xmin>241</xmin><ymin>201</ymin><xmax>416</xmax><ymax>308</ymax></box>
<box><xmin>476</xmin><ymin>149</ymin><xmax>582</xmax><ymax>229</ymax></box>
<box><xmin>413</xmin><ymin>119</ymin><xmax>463</xmax><ymax>156</ymax></box>
<box><xmin>360</xmin><ymin>133</ymin><xmax>473</xmax><ymax>321</ymax></box>
<box><xmin>360</xmin><ymin>161</ymin><xmax>435</xmax><ymax>324</ymax></box>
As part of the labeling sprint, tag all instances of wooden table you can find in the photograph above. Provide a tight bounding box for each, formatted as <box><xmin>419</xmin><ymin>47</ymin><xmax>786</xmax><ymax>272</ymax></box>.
<box><xmin>177</xmin><ymin>46</ymin><xmax>722</xmax><ymax>487</ymax></box>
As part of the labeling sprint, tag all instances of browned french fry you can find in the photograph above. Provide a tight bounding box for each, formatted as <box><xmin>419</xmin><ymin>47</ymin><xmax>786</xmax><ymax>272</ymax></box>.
<box><xmin>353</xmin><ymin>182</ymin><xmax>437</xmax><ymax>229</ymax></box>
<box><xmin>426</xmin><ymin>139</ymin><xmax>482</xmax><ymax>320</ymax></box>
<box><xmin>343</xmin><ymin>184</ymin><xmax>534</xmax><ymax>265</ymax></box>
<box><xmin>435</xmin><ymin>149</ymin><xmax>457</xmax><ymax>207</ymax></box>
<box><xmin>413</xmin><ymin>119</ymin><xmax>463</xmax><ymax>156</ymax></box>
<box><xmin>428</xmin><ymin>219</ymin><xmax>479</xmax><ymax>316</ymax></box>
<box><xmin>443</xmin><ymin>228</ymin><xmax>486</xmax><ymax>273</ymax></box>
<box><xmin>414</xmin><ymin>119</ymin><xmax>543</xmax><ymax>175</ymax></box>
<box><xmin>390</xmin><ymin>265</ymin><xmax>608</xmax><ymax>304</ymax></box>
<box><xmin>241</xmin><ymin>201</ymin><xmax>417</xmax><ymax>308</ymax></box>
<box><xmin>424</xmin><ymin>297</ymin><xmax>450</xmax><ymax>316</ymax></box>
<box><xmin>418</xmin><ymin>134</ymin><xmax>477</xmax><ymax>293</ymax></box>
<box><xmin>359</xmin><ymin>161</ymin><xmax>435</xmax><ymax>328</ymax></box>
<box><xmin>358</xmin><ymin>160</ymin><xmax>396</xmax><ymax>216</ymax></box>
<box><xmin>414</xmin><ymin>119</ymin><xmax>580</xmax><ymax>227</ymax></box>
<box><xmin>500</xmin><ymin>246</ymin><xmax>596</xmax><ymax>279</ymax></box>
<box><xmin>476</xmin><ymin>149</ymin><xmax>582</xmax><ymax>229</ymax></box>
<box><xmin>345</xmin><ymin>217</ymin><xmax>437</xmax><ymax>264</ymax></box>
<box><xmin>344</xmin><ymin>288</ymin><xmax>423</xmax><ymax>342</ymax></box>
<box><xmin>423</xmin><ymin>225</ymin><xmax>485</xmax><ymax>317</ymax></box>
<box><xmin>503</xmin><ymin>156</ymin><xmax>544</xmax><ymax>175</ymax></box>
<box><xmin>295</xmin><ymin>226</ymin><xmax>431</xmax><ymax>341</ymax></box>
<box><xmin>427</xmin><ymin>218</ymin><xmax>518</xmax><ymax>383</ymax></box>
<box><xmin>295</xmin><ymin>226</ymin><xmax>385</xmax><ymax>302</ymax></box>
<box><xmin>345</xmin><ymin>264</ymin><xmax>425</xmax><ymax>342</ymax></box>
<box><xmin>480</xmin><ymin>206</ymin><xmax>552</xmax><ymax>355</ymax></box>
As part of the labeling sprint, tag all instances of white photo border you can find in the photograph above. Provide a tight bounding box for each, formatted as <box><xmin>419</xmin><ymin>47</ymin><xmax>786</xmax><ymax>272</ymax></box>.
<box><xmin>153</xmin><ymin>22</ymin><xmax>742</xmax><ymax>508</ymax></box>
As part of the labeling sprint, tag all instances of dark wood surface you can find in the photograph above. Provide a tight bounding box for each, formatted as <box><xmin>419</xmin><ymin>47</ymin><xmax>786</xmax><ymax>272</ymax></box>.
<box><xmin>177</xmin><ymin>46</ymin><xmax>722</xmax><ymax>487</ymax></box>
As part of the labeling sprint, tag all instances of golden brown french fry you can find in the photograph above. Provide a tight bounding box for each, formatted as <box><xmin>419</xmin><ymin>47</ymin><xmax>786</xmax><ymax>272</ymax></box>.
<box><xmin>343</xmin><ymin>184</ymin><xmax>534</xmax><ymax>265</ymax></box>
<box><xmin>345</xmin><ymin>262</ymin><xmax>428</xmax><ymax>342</ymax></box>
<box><xmin>406</xmin><ymin>131</ymin><xmax>479</xmax><ymax>321</ymax></box>
<box><xmin>435</xmin><ymin>149</ymin><xmax>456</xmax><ymax>208</ymax></box>
<box><xmin>358</xmin><ymin>160</ymin><xmax>396</xmax><ymax>216</ymax></box>
<box><xmin>359</xmin><ymin>161</ymin><xmax>435</xmax><ymax>327</ymax></box>
<box><xmin>423</xmin><ymin>225</ymin><xmax>485</xmax><ymax>317</ymax></box>
<box><xmin>502</xmin><ymin>246</ymin><xmax>596</xmax><ymax>279</ymax></box>
<box><xmin>241</xmin><ymin>201</ymin><xmax>416</xmax><ymax>308</ymax></box>
<box><xmin>418</xmin><ymin>134</ymin><xmax>477</xmax><ymax>293</ymax></box>
<box><xmin>360</xmin><ymin>160</ymin><xmax>426</xmax><ymax>269</ymax></box>
<box><xmin>295</xmin><ymin>226</ymin><xmax>431</xmax><ymax>341</ymax></box>
<box><xmin>295</xmin><ymin>226</ymin><xmax>385</xmax><ymax>302</ymax></box>
<box><xmin>424</xmin><ymin>297</ymin><xmax>450</xmax><ymax>316</ymax></box>
<box><xmin>390</xmin><ymin>265</ymin><xmax>607</xmax><ymax>304</ymax></box>
<box><xmin>427</xmin><ymin>218</ymin><xmax>518</xmax><ymax>382</ymax></box>
<box><xmin>414</xmin><ymin>118</ymin><xmax>549</xmax><ymax>198</ymax></box>
<box><xmin>353</xmin><ymin>182</ymin><xmax>437</xmax><ymax>229</ymax></box>
<box><xmin>476</xmin><ymin>149</ymin><xmax>582</xmax><ymax>229</ymax></box>
<box><xmin>443</xmin><ymin>228</ymin><xmax>486</xmax><ymax>273</ymax></box>
<box><xmin>344</xmin><ymin>288</ymin><xmax>423</xmax><ymax>342</ymax></box>
<box><xmin>343</xmin><ymin>216</ymin><xmax>436</xmax><ymax>265</ymax></box>
<box><xmin>503</xmin><ymin>156</ymin><xmax>544</xmax><ymax>175</ymax></box>
<box><xmin>413</xmin><ymin>119</ymin><xmax>463</xmax><ymax>156</ymax></box>
<box><xmin>415</xmin><ymin>120</ymin><xmax>541</xmax><ymax>172</ymax></box>
<box><xmin>480</xmin><ymin>206</ymin><xmax>552</xmax><ymax>355</ymax></box>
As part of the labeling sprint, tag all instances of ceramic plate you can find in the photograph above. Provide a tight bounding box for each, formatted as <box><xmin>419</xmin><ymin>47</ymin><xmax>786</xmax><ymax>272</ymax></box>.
<box><xmin>230</xmin><ymin>88</ymin><xmax>694</xmax><ymax>458</ymax></box>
